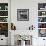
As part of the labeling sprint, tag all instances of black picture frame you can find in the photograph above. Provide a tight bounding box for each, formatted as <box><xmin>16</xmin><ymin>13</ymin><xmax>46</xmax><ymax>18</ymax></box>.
<box><xmin>17</xmin><ymin>9</ymin><xmax>29</xmax><ymax>21</ymax></box>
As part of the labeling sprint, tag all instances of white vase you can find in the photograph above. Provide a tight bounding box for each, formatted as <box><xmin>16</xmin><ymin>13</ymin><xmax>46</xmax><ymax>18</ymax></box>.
<box><xmin>21</xmin><ymin>40</ymin><xmax>25</xmax><ymax>46</ymax></box>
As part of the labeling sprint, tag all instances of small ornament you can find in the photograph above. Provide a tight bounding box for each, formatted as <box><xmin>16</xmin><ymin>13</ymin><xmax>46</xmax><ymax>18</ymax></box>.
<box><xmin>29</xmin><ymin>25</ymin><xmax>35</xmax><ymax>30</ymax></box>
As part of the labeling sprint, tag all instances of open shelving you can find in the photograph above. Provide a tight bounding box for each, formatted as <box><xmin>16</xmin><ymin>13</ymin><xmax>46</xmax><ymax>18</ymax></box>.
<box><xmin>0</xmin><ymin>3</ymin><xmax>8</xmax><ymax>37</ymax></box>
<box><xmin>38</xmin><ymin>3</ymin><xmax>46</xmax><ymax>37</ymax></box>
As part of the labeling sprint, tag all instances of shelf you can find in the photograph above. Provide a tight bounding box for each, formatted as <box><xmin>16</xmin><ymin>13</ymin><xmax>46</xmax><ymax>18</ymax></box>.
<box><xmin>38</xmin><ymin>10</ymin><xmax>46</xmax><ymax>11</ymax></box>
<box><xmin>0</xmin><ymin>22</ymin><xmax>8</xmax><ymax>23</ymax></box>
<box><xmin>38</xmin><ymin>15</ymin><xmax>46</xmax><ymax>17</ymax></box>
<box><xmin>38</xmin><ymin>28</ymin><xmax>46</xmax><ymax>29</ymax></box>
<box><xmin>38</xmin><ymin>22</ymin><xmax>46</xmax><ymax>23</ymax></box>
<box><xmin>0</xmin><ymin>10</ymin><xmax>8</xmax><ymax>11</ymax></box>
<box><xmin>0</xmin><ymin>16</ymin><xmax>8</xmax><ymax>17</ymax></box>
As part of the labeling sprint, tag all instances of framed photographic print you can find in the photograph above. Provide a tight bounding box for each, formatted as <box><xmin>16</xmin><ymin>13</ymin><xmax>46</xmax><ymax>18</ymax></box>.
<box><xmin>17</xmin><ymin>9</ymin><xmax>29</xmax><ymax>21</ymax></box>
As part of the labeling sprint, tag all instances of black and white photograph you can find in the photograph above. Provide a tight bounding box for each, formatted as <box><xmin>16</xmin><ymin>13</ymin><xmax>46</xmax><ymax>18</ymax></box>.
<box><xmin>17</xmin><ymin>9</ymin><xmax>29</xmax><ymax>21</ymax></box>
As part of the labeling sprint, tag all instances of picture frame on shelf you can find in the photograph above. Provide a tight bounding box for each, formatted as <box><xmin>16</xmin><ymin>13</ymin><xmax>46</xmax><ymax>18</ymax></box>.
<box><xmin>17</xmin><ymin>9</ymin><xmax>29</xmax><ymax>21</ymax></box>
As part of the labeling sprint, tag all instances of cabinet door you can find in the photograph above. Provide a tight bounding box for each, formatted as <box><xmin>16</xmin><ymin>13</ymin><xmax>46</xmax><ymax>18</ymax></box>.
<box><xmin>38</xmin><ymin>38</ymin><xmax>46</xmax><ymax>46</ymax></box>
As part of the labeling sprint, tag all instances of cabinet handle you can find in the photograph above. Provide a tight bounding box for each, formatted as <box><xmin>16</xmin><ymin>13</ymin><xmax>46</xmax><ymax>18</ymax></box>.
<box><xmin>43</xmin><ymin>39</ymin><xmax>45</xmax><ymax>40</ymax></box>
<box><xmin>1</xmin><ymin>39</ymin><xmax>3</xmax><ymax>40</ymax></box>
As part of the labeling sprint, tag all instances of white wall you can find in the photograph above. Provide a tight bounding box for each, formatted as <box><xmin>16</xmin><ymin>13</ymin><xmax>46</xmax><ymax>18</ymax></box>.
<box><xmin>11</xmin><ymin>0</ymin><xmax>46</xmax><ymax>30</ymax></box>
<box><xmin>11</xmin><ymin>0</ymin><xmax>38</xmax><ymax>30</ymax></box>
<box><xmin>11</xmin><ymin>0</ymin><xmax>46</xmax><ymax>46</ymax></box>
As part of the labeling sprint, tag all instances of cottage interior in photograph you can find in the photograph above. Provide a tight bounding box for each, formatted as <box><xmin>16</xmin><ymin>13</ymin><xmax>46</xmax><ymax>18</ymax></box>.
<box><xmin>0</xmin><ymin>0</ymin><xmax>46</xmax><ymax>46</ymax></box>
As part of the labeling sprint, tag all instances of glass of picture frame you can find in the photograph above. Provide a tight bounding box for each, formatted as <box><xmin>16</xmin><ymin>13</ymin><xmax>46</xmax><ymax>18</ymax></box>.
<box><xmin>17</xmin><ymin>9</ymin><xmax>29</xmax><ymax>21</ymax></box>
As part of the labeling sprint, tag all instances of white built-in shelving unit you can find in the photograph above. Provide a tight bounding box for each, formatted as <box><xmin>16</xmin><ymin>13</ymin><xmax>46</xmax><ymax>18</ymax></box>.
<box><xmin>38</xmin><ymin>3</ymin><xmax>46</xmax><ymax>37</ymax></box>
